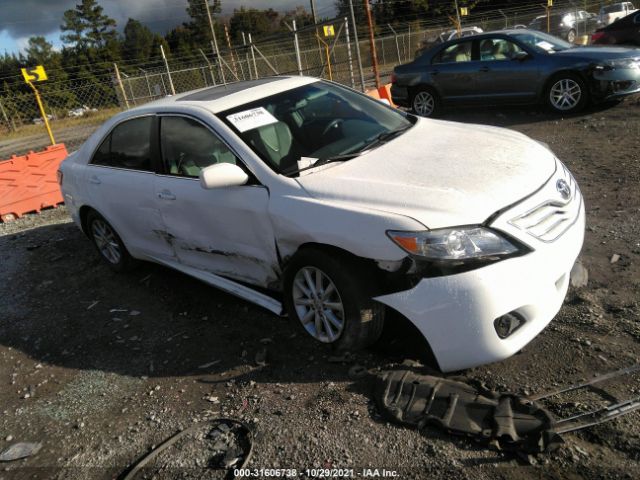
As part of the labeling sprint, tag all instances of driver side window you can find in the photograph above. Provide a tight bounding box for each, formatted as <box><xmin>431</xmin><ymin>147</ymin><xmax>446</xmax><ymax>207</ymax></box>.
<box><xmin>160</xmin><ymin>116</ymin><xmax>237</xmax><ymax>178</ymax></box>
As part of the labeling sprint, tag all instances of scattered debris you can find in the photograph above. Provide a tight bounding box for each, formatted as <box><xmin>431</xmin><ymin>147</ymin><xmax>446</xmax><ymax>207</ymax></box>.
<box><xmin>86</xmin><ymin>300</ymin><xmax>99</xmax><ymax>310</ymax></box>
<box><xmin>0</xmin><ymin>442</ymin><xmax>42</xmax><ymax>462</ymax></box>
<box><xmin>121</xmin><ymin>419</ymin><xmax>252</xmax><ymax>479</ymax></box>
<box><xmin>198</xmin><ymin>360</ymin><xmax>221</xmax><ymax>369</ymax></box>
<box><xmin>348</xmin><ymin>365</ymin><xmax>368</xmax><ymax>378</ymax></box>
<box><xmin>129</xmin><ymin>310</ymin><xmax>141</xmax><ymax>316</ymax></box>
<box><xmin>610</xmin><ymin>254</ymin><xmax>620</xmax><ymax>264</ymax></box>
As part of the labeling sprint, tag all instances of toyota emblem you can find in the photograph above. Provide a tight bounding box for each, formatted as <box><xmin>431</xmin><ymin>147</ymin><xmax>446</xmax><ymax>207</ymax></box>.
<box><xmin>556</xmin><ymin>179</ymin><xmax>571</xmax><ymax>200</ymax></box>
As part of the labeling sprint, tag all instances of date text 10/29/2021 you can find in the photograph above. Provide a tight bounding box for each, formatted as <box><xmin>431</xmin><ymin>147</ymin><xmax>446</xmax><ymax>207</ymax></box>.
<box><xmin>234</xmin><ymin>468</ymin><xmax>400</xmax><ymax>478</ymax></box>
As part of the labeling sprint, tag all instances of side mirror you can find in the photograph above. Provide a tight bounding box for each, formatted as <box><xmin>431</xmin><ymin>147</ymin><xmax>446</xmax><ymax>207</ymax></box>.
<box><xmin>199</xmin><ymin>163</ymin><xmax>249</xmax><ymax>189</ymax></box>
<box><xmin>513</xmin><ymin>51</ymin><xmax>530</xmax><ymax>61</ymax></box>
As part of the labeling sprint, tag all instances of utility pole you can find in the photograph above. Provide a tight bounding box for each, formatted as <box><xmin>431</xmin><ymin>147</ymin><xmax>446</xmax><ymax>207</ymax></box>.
<box><xmin>363</xmin><ymin>0</ymin><xmax>380</xmax><ymax>89</ymax></box>
<box><xmin>310</xmin><ymin>0</ymin><xmax>324</xmax><ymax>73</ymax></box>
<box><xmin>349</xmin><ymin>0</ymin><xmax>366</xmax><ymax>91</ymax></box>
<box><xmin>204</xmin><ymin>0</ymin><xmax>225</xmax><ymax>85</ymax></box>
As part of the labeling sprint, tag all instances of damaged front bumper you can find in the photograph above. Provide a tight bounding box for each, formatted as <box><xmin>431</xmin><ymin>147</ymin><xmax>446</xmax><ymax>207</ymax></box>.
<box><xmin>375</xmin><ymin>165</ymin><xmax>586</xmax><ymax>372</ymax></box>
<box><xmin>592</xmin><ymin>64</ymin><xmax>640</xmax><ymax>100</ymax></box>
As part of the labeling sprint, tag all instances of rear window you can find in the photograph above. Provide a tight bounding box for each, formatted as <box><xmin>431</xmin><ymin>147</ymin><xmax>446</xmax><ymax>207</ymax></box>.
<box><xmin>603</xmin><ymin>4</ymin><xmax>624</xmax><ymax>13</ymax></box>
<box><xmin>91</xmin><ymin>117</ymin><xmax>153</xmax><ymax>171</ymax></box>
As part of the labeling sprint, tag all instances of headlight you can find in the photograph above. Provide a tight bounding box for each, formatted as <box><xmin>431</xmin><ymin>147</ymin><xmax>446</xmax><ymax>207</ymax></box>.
<box><xmin>603</xmin><ymin>58</ymin><xmax>640</xmax><ymax>70</ymax></box>
<box><xmin>387</xmin><ymin>227</ymin><xmax>521</xmax><ymax>261</ymax></box>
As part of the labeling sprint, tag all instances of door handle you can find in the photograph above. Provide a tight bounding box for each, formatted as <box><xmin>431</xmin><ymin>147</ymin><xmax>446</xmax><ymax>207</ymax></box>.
<box><xmin>158</xmin><ymin>190</ymin><xmax>176</xmax><ymax>201</ymax></box>
<box><xmin>89</xmin><ymin>176</ymin><xmax>101</xmax><ymax>185</ymax></box>
<box><xmin>479</xmin><ymin>66</ymin><xmax>490</xmax><ymax>72</ymax></box>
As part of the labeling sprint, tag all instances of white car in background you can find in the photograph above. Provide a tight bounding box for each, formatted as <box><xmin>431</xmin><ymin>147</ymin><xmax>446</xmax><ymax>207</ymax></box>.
<box><xmin>59</xmin><ymin>77</ymin><xmax>585</xmax><ymax>372</ymax></box>
<box><xmin>599</xmin><ymin>2</ymin><xmax>637</xmax><ymax>25</ymax></box>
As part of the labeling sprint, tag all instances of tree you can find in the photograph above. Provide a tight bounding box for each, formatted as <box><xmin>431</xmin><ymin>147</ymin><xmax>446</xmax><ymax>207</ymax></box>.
<box><xmin>60</xmin><ymin>0</ymin><xmax>118</xmax><ymax>50</ymax></box>
<box><xmin>123</xmin><ymin>19</ymin><xmax>155</xmax><ymax>63</ymax></box>
<box><xmin>24</xmin><ymin>37</ymin><xmax>55</xmax><ymax>65</ymax></box>
<box><xmin>185</xmin><ymin>0</ymin><xmax>222</xmax><ymax>46</ymax></box>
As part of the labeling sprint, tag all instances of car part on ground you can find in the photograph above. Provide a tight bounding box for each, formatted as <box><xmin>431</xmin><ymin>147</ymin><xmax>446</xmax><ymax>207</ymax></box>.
<box><xmin>121</xmin><ymin>418</ymin><xmax>253</xmax><ymax>480</ymax></box>
<box><xmin>392</xmin><ymin>29</ymin><xmax>640</xmax><ymax>117</ymax></box>
<box><xmin>376</xmin><ymin>364</ymin><xmax>640</xmax><ymax>454</ymax></box>
<box><xmin>592</xmin><ymin>10</ymin><xmax>640</xmax><ymax>45</ymax></box>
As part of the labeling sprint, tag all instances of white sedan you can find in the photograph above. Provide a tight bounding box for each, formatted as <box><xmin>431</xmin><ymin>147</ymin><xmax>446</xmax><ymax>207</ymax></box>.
<box><xmin>59</xmin><ymin>77</ymin><xmax>585</xmax><ymax>372</ymax></box>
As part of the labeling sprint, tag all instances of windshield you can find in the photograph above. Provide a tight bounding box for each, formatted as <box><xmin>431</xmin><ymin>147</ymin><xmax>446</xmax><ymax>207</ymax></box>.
<box><xmin>602</xmin><ymin>5</ymin><xmax>623</xmax><ymax>13</ymax></box>
<box><xmin>219</xmin><ymin>81</ymin><xmax>413</xmax><ymax>175</ymax></box>
<box><xmin>512</xmin><ymin>31</ymin><xmax>573</xmax><ymax>53</ymax></box>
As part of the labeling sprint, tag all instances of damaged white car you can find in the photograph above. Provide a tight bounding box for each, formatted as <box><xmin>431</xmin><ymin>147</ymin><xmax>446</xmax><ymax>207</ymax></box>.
<box><xmin>59</xmin><ymin>77</ymin><xmax>585</xmax><ymax>371</ymax></box>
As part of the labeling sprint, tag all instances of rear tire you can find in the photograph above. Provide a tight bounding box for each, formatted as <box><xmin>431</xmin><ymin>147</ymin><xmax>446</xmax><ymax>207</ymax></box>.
<box><xmin>283</xmin><ymin>248</ymin><xmax>384</xmax><ymax>351</ymax></box>
<box><xmin>411</xmin><ymin>87</ymin><xmax>441</xmax><ymax>117</ymax></box>
<box><xmin>87</xmin><ymin>211</ymin><xmax>135</xmax><ymax>272</ymax></box>
<box><xmin>545</xmin><ymin>73</ymin><xmax>588</xmax><ymax>114</ymax></box>
<box><xmin>567</xmin><ymin>29</ymin><xmax>576</xmax><ymax>43</ymax></box>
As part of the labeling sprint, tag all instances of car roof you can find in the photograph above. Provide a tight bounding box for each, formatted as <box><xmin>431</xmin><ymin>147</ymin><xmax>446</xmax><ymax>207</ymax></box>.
<box><xmin>137</xmin><ymin>75</ymin><xmax>318</xmax><ymax>114</ymax></box>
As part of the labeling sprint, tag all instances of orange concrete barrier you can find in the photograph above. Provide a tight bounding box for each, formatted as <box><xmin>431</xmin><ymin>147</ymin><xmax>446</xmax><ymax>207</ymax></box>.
<box><xmin>0</xmin><ymin>144</ymin><xmax>68</xmax><ymax>222</ymax></box>
<box><xmin>365</xmin><ymin>83</ymin><xmax>396</xmax><ymax>107</ymax></box>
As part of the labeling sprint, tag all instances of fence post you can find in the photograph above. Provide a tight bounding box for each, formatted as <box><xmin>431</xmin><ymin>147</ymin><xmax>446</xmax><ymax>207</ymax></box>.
<box><xmin>249</xmin><ymin>33</ymin><xmax>258</xmax><ymax>79</ymax></box>
<box><xmin>348</xmin><ymin>0</ymin><xmax>366</xmax><ymax>91</ymax></box>
<box><xmin>199</xmin><ymin>49</ymin><xmax>217</xmax><ymax>86</ymax></box>
<box><xmin>242</xmin><ymin>32</ymin><xmax>253</xmax><ymax>80</ymax></box>
<box><xmin>160</xmin><ymin>45</ymin><xmax>176</xmax><ymax>95</ymax></box>
<box><xmin>0</xmin><ymin>99</ymin><xmax>16</xmax><ymax>133</ymax></box>
<box><xmin>344</xmin><ymin>17</ymin><xmax>355</xmax><ymax>88</ymax></box>
<box><xmin>113</xmin><ymin>63</ymin><xmax>130</xmax><ymax>109</ymax></box>
<box><xmin>293</xmin><ymin>20</ymin><xmax>303</xmax><ymax>76</ymax></box>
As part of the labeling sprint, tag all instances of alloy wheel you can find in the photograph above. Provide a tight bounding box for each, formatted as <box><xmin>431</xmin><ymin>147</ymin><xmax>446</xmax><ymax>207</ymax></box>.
<box><xmin>549</xmin><ymin>78</ymin><xmax>582</xmax><ymax>111</ymax></box>
<box><xmin>413</xmin><ymin>91</ymin><xmax>435</xmax><ymax>117</ymax></box>
<box><xmin>292</xmin><ymin>266</ymin><xmax>345</xmax><ymax>343</ymax></box>
<box><xmin>91</xmin><ymin>219</ymin><xmax>122</xmax><ymax>265</ymax></box>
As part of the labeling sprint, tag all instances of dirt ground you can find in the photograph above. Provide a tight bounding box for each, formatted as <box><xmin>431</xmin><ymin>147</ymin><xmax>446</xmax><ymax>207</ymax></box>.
<box><xmin>1</xmin><ymin>96</ymin><xmax>640</xmax><ymax>480</ymax></box>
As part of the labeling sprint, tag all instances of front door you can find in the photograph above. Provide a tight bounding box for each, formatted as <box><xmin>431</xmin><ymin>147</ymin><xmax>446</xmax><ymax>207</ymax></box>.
<box><xmin>429</xmin><ymin>39</ymin><xmax>482</xmax><ymax>104</ymax></box>
<box><xmin>153</xmin><ymin>115</ymin><xmax>279</xmax><ymax>288</ymax></box>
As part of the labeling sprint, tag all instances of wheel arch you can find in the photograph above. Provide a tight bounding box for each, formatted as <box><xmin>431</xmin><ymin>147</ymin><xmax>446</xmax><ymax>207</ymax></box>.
<box><xmin>539</xmin><ymin>69</ymin><xmax>590</xmax><ymax>103</ymax></box>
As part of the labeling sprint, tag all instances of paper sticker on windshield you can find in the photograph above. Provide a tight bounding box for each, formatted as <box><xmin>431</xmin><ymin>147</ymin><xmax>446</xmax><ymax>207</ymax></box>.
<box><xmin>226</xmin><ymin>107</ymin><xmax>278</xmax><ymax>132</ymax></box>
<box><xmin>535</xmin><ymin>41</ymin><xmax>554</xmax><ymax>52</ymax></box>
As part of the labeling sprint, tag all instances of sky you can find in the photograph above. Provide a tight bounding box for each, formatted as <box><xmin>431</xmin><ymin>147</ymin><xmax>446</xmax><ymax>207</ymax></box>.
<box><xmin>0</xmin><ymin>0</ymin><xmax>337</xmax><ymax>55</ymax></box>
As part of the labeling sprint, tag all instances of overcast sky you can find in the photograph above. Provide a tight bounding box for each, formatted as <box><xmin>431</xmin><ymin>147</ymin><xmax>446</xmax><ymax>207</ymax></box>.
<box><xmin>0</xmin><ymin>0</ymin><xmax>337</xmax><ymax>55</ymax></box>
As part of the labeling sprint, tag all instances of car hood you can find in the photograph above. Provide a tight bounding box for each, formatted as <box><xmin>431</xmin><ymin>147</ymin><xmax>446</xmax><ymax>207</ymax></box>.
<box><xmin>296</xmin><ymin>119</ymin><xmax>556</xmax><ymax>229</ymax></box>
<box><xmin>556</xmin><ymin>46</ymin><xmax>640</xmax><ymax>60</ymax></box>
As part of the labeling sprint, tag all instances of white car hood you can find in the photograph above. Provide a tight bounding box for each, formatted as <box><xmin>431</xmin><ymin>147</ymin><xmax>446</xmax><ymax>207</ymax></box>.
<box><xmin>296</xmin><ymin>118</ymin><xmax>556</xmax><ymax>229</ymax></box>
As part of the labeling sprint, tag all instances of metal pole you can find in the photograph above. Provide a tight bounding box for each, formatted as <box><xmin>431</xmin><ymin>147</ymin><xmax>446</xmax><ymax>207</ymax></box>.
<box><xmin>388</xmin><ymin>24</ymin><xmax>401</xmax><ymax>64</ymax></box>
<box><xmin>224</xmin><ymin>23</ymin><xmax>238</xmax><ymax>78</ymax></box>
<box><xmin>113</xmin><ymin>63</ymin><xmax>130</xmax><ymax>108</ymax></box>
<box><xmin>363</xmin><ymin>0</ymin><xmax>380</xmax><ymax>89</ymax></box>
<box><xmin>159</xmin><ymin>45</ymin><xmax>175</xmax><ymax>95</ymax></box>
<box><xmin>205</xmin><ymin>0</ymin><xmax>225</xmax><ymax>85</ymax></box>
<box><xmin>242</xmin><ymin>32</ymin><xmax>252</xmax><ymax>80</ymax></box>
<box><xmin>140</xmin><ymin>69</ymin><xmax>152</xmax><ymax>99</ymax></box>
<box><xmin>27</xmin><ymin>81</ymin><xmax>55</xmax><ymax>145</ymax></box>
<box><xmin>249</xmin><ymin>33</ymin><xmax>258</xmax><ymax>78</ymax></box>
<box><xmin>293</xmin><ymin>20</ymin><xmax>303</xmax><ymax>76</ymax></box>
<box><xmin>199</xmin><ymin>48</ymin><xmax>217</xmax><ymax>86</ymax></box>
<box><xmin>349</xmin><ymin>0</ymin><xmax>366</xmax><ymax>91</ymax></box>
<box><xmin>344</xmin><ymin>17</ymin><xmax>355</xmax><ymax>88</ymax></box>
<box><xmin>310</xmin><ymin>0</ymin><xmax>324</xmax><ymax>73</ymax></box>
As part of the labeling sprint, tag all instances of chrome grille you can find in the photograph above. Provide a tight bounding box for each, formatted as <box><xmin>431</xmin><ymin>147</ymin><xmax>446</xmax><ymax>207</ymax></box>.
<box><xmin>509</xmin><ymin>162</ymin><xmax>582</xmax><ymax>243</ymax></box>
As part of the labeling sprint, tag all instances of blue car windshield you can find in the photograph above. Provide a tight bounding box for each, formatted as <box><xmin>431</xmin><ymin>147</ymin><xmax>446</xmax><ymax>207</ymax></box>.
<box><xmin>512</xmin><ymin>31</ymin><xmax>573</xmax><ymax>53</ymax></box>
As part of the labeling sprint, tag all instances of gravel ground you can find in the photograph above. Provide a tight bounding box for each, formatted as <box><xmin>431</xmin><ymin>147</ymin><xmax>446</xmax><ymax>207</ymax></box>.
<box><xmin>1</xmin><ymin>97</ymin><xmax>640</xmax><ymax>480</ymax></box>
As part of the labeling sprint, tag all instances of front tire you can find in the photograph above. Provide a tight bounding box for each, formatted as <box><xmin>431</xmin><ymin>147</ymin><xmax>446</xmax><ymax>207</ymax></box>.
<box><xmin>566</xmin><ymin>29</ymin><xmax>576</xmax><ymax>43</ymax></box>
<box><xmin>411</xmin><ymin>87</ymin><xmax>441</xmax><ymax>117</ymax></box>
<box><xmin>87</xmin><ymin>211</ymin><xmax>135</xmax><ymax>272</ymax></box>
<box><xmin>283</xmin><ymin>248</ymin><xmax>384</xmax><ymax>351</ymax></box>
<box><xmin>545</xmin><ymin>73</ymin><xmax>588</xmax><ymax>114</ymax></box>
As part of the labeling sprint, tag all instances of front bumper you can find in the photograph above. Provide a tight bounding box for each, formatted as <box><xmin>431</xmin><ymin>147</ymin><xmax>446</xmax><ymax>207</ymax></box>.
<box><xmin>592</xmin><ymin>66</ymin><xmax>640</xmax><ymax>100</ymax></box>
<box><xmin>375</xmin><ymin>162</ymin><xmax>585</xmax><ymax>372</ymax></box>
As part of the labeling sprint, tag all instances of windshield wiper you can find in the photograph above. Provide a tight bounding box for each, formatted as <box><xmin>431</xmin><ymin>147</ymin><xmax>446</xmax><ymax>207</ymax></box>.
<box><xmin>282</xmin><ymin>124</ymin><xmax>412</xmax><ymax>177</ymax></box>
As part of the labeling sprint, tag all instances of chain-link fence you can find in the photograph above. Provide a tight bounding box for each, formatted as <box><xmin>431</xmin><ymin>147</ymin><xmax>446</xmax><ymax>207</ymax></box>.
<box><xmin>0</xmin><ymin>0</ymin><xmax>605</xmax><ymax>158</ymax></box>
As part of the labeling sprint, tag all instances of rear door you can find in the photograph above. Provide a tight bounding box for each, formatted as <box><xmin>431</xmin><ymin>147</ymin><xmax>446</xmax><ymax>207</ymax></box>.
<box><xmin>474</xmin><ymin>37</ymin><xmax>539</xmax><ymax>103</ymax></box>
<box><xmin>84</xmin><ymin>115</ymin><xmax>172</xmax><ymax>259</ymax></box>
<box><xmin>429</xmin><ymin>39</ymin><xmax>481</xmax><ymax>104</ymax></box>
<box><xmin>153</xmin><ymin>114</ymin><xmax>279</xmax><ymax>287</ymax></box>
